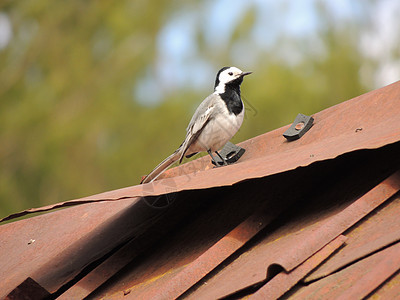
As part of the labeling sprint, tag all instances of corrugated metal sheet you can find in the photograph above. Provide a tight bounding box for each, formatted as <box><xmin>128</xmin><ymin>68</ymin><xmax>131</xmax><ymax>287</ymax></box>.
<box><xmin>2</xmin><ymin>81</ymin><xmax>400</xmax><ymax>222</ymax></box>
<box><xmin>1</xmin><ymin>81</ymin><xmax>400</xmax><ymax>299</ymax></box>
<box><xmin>248</xmin><ymin>235</ymin><xmax>348</xmax><ymax>300</ymax></box>
<box><xmin>304</xmin><ymin>194</ymin><xmax>400</xmax><ymax>283</ymax></box>
<box><xmin>85</xmin><ymin>176</ymin><xmax>299</xmax><ymax>299</ymax></box>
<box><xmin>252</xmin><ymin>195</ymin><xmax>400</xmax><ymax>299</ymax></box>
<box><xmin>289</xmin><ymin>239</ymin><xmax>400</xmax><ymax>299</ymax></box>
<box><xmin>0</xmin><ymin>198</ymin><xmax>156</xmax><ymax>298</ymax></box>
<box><xmin>143</xmin><ymin>212</ymin><xmax>270</xmax><ymax>300</ymax></box>
<box><xmin>60</xmin><ymin>211</ymin><xmax>271</xmax><ymax>299</ymax></box>
<box><xmin>183</xmin><ymin>171</ymin><xmax>400</xmax><ymax>300</ymax></box>
<box><xmin>371</xmin><ymin>270</ymin><xmax>400</xmax><ymax>299</ymax></box>
<box><xmin>5</xmin><ymin>278</ymin><xmax>50</xmax><ymax>300</ymax></box>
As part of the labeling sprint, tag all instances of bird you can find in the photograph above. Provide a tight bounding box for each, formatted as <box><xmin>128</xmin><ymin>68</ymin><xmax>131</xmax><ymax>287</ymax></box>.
<box><xmin>141</xmin><ymin>66</ymin><xmax>252</xmax><ymax>184</ymax></box>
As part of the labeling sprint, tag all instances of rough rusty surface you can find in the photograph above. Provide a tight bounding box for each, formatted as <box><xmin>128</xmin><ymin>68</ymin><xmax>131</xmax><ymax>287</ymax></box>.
<box><xmin>87</xmin><ymin>174</ymin><xmax>301</xmax><ymax>299</ymax></box>
<box><xmin>371</xmin><ymin>270</ymin><xmax>400</xmax><ymax>299</ymax></box>
<box><xmin>3</xmin><ymin>81</ymin><xmax>400</xmax><ymax>222</ymax></box>
<box><xmin>144</xmin><ymin>212</ymin><xmax>270</xmax><ymax>300</ymax></box>
<box><xmin>0</xmin><ymin>198</ymin><xmax>159</xmax><ymax>298</ymax></box>
<box><xmin>305</xmin><ymin>194</ymin><xmax>400</xmax><ymax>283</ymax></box>
<box><xmin>184</xmin><ymin>171</ymin><xmax>400</xmax><ymax>300</ymax></box>
<box><xmin>4</xmin><ymin>278</ymin><xmax>50</xmax><ymax>300</ymax></box>
<box><xmin>248</xmin><ymin>235</ymin><xmax>347</xmax><ymax>300</ymax></box>
<box><xmin>1</xmin><ymin>82</ymin><xmax>400</xmax><ymax>299</ymax></box>
<box><xmin>59</xmin><ymin>211</ymin><xmax>271</xmax><ymax>300</ymax></box>
<box><xmin>289</xmin><ymin>240</ymin><xmax>400</xmax><ymax>300</ymax></box>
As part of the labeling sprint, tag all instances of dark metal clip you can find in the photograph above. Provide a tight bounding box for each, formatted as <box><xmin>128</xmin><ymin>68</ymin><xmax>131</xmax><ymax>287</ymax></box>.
<box><xmin>212</xmin><ymin>141</ymin><xmax>246</xmax><ymax>166</ymax></box>
<box><xmin>283</xmin><ymin>113</ymin><xmax>314</xmax><ymax>141</ymax></box>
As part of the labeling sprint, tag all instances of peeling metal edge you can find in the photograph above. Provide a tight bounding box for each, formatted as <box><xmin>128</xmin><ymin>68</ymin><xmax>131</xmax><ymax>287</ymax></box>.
<box><xmin>0</xmin><ymin>197</ymin><xmax>139</xmax><ymax>223</ymax></box>
<box><xmin>3</xmin><ymin>139</ymin><xmax>399</xmax><ymax>225</ymax></box>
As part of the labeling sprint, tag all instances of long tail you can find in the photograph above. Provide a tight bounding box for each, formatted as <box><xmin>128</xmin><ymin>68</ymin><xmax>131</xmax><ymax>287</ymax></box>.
<box><xmin>141</xmin><ymin>149</ymin><xmax>181</xmax><ymax>184</ymax></box>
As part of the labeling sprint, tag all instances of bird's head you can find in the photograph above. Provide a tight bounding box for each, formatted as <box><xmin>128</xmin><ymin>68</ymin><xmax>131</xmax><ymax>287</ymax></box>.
<box><xmin>214</xmin><ymin>66</ymin><xmax>252</xmax><ymax>93</ymax></box>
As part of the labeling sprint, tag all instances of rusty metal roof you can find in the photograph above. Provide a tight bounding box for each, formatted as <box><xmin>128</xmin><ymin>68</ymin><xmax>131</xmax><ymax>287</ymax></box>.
<box><xmin>1</xmin><ymin>81</ymin><xmax>400</xmax><ymax>299</ymax></box>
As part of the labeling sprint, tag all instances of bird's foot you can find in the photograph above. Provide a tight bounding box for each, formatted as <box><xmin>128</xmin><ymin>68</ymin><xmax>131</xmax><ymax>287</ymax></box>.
<box><xmin>208</xmin><ymin>150</ymin><xmax>225</xmax><ymax>167</ymax></box>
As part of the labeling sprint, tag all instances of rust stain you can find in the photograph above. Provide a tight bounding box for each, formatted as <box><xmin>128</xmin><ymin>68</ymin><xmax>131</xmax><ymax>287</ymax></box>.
<box><xmin>248</xmin><ymin>235</ymin><xmax>347</xmax><ymax>300</ymax></box>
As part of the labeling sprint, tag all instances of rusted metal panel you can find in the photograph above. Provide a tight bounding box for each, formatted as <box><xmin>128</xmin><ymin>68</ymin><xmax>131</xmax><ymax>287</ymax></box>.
<box><xmin>184</xmin><ymin>171</ymin><xmax>400</xmax><ymax>299</ymax></box>
<box><xmin>161</xmin><ymin>80</ymin><xmax>400</xmax><ymax>183</ymax></box>
<box><xmin>0</xmin><ymin>197</ymin><xmax>163</xmax><ymax>298</ymax></box>
<box><xmin>59</xmin><ymin>212</ymin><xmax>271</xmax><ymax>300</ymax></box>
<box><xmin>57</xmin><ymin>231</ymin><xmax>151</xmax><ymax>300</ymax></box>
<box><xmin>371</xmin><ymin>270</ymin><xmax>400</xmax><ymax>299</ymax></box>
<box><xmin>290</xmin><ymin>241</ymin><xmax>400</xmax><ymax>300</ymax></box>
<box><xmin>0</xmin><ymin>199</ymin><xmax>114</xmax><ymax>223</ymax></box>
<box><xmin>305</xmin><ymin>194</ymin><xmax>400</xmax><ymax>282</ymax></box>
<box><xmin>3</xmin><ymin>81</ymin><xmax>400</xmax><ymax>223</ymax></box>
<box><xmin>86</xmin><ymin>179</ymin><xmax>296</xmax><ymax>299</ymax></box>
<box><xmin>4</xmin><ymin>277</ymin><xmax>50</xmax><ymax>300</ymax></box>
<box><xmin>137</xmin><ymin>212</ymin><xmax>271</xmax><ymax>300</ymax></box>
<box><xmin>1</xmin><ymin>81</ymin><xmax>400</xmax><ymax>300</ymax></box>
<box><xmin>248</xmin><ymin>235</ymin><xmax>347</xmax><ymax>300</ymax></box>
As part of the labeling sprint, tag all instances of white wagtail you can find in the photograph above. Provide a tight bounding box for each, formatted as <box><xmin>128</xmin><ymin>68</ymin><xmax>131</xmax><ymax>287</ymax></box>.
<box><xmin>141</xmin><ymin>66</ymin><xmax>251</xmax><ymax>184</ymax></box>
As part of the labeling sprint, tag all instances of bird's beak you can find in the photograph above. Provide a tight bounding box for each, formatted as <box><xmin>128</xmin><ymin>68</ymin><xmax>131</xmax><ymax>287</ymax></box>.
<box><xmin>241</xmin><ymin>71</ymin><xmax>252</xmax><ymax>77</ymax></box>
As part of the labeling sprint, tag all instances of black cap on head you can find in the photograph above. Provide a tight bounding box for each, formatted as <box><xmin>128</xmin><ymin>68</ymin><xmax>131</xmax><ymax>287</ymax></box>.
<box><xmin>214</xmin><ymin>66</ymin><xmax>230</xmax><ymax>89</ymax></box>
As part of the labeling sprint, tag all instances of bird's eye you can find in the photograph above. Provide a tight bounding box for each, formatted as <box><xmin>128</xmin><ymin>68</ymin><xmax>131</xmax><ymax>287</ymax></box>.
<box><xmin>228</xmin><ymin>72</ymin><xmax>233</xmax><ymax>76</ymax></box>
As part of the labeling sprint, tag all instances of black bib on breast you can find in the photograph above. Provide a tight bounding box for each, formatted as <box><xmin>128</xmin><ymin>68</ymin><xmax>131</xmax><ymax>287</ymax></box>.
<box><xmin>219</xmin><ymin>77</ymin><xmax>244</xmax><ymax>115</ymax></box>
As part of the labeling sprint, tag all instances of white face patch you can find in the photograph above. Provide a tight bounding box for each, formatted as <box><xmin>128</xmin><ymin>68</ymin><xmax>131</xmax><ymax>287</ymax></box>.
<box><xmin>214</xmin><ymin>67</ymin><xmax>243</xmax><ymax>93</ymax></box>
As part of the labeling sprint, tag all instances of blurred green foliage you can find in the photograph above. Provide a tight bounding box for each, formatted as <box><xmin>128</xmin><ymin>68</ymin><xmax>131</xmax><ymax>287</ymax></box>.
<box><xmin>0</xmin><ymin>1</ymin><xmax>391</xmax><ymax>217</ymax></box>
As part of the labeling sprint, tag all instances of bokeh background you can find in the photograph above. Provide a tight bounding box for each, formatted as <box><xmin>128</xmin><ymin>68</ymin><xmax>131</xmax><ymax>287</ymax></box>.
<box><xmin>1</xmin><ymin>0</ymin><xmax>399</xmax><ymax>218</ymax></box>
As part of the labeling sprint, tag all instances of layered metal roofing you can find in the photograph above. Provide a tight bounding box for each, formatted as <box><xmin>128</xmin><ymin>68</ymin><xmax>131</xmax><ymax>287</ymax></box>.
<box><xmin>1</xmin><ymin>81</ymin><xmax>400</xmax><ymax>299</ymax></box>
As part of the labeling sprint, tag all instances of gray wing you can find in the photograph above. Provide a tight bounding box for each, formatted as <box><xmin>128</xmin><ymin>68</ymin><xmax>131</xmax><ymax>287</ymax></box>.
<box><xmin>142</xmin><ymin>94</ymin><xmax>220</xmax><ymax>183</ymax></box>
<box><xmin>178</xmin><ymin>93</ymin><xmax>220</xmax><ymax>162</ymax></box>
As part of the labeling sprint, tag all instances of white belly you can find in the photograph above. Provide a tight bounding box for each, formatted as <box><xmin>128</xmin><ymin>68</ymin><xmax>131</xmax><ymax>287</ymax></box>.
<box><xmin>190</xmin><ymin>109</ymin><xmax>244</xmax><ymax>153</ymax></box>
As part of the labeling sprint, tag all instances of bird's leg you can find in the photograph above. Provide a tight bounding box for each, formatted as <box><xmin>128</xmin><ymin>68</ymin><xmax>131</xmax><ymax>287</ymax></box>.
<box><xmin>207</xmin><ymin>149</ymin><xmax>222</xmax><ymax>167</ymax></box>
<box><xmin>215</xmin><ymin>151</ymin><xmax>228</xmax><ymax>166</ymax></box>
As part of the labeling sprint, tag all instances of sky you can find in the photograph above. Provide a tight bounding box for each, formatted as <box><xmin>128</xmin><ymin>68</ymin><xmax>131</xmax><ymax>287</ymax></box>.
<box><xmin>0</xmin><ymin>12</ymin><xmax>12</xmax><ymax>50</ymax></box>
<box><xmin>360</xmin><ymin>0</ymin><xmax>400</xmax><ymax>87</ymax></box>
